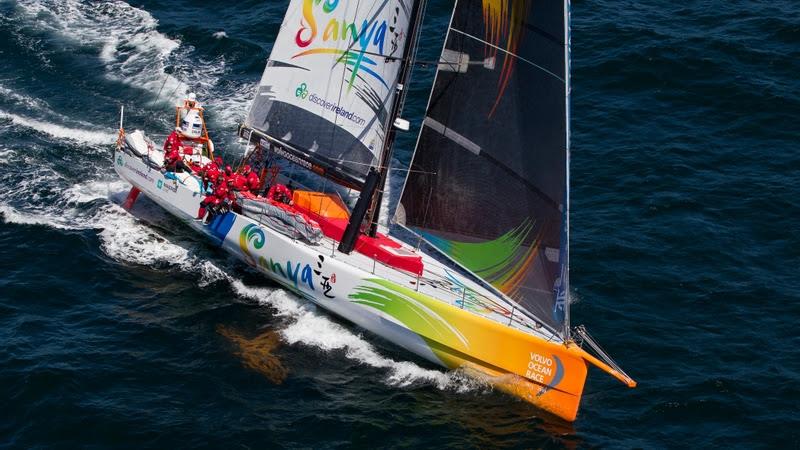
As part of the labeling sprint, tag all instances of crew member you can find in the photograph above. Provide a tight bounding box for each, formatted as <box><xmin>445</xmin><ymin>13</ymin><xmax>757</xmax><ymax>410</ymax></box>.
<box><xmin>218</xmin><ymin>172</ymin><xmax>235</xmax><ymax>212</ymax></box>
<box><xmin>164</xmin><ymin>147</ymin><xmax>191</xmax><ymax>173</ymax></box>
<box><xmin>185</xmin><ymin>92</ymin><xmax>199</xmax><ymax>110</ymax></box>
<box><xmin>200</xmin><ymin>173</ymin><xmax>231</xmax><ymax>223</ymax></box>
<box><xmin>199</xmin><ymin>157</ymin><xmax>222</xmax><ymax>191</ymax></box>
<box><xmin>221</xmin><ymin>165</ymin><xmax>234</xmax><ymax>191</ymax></box>
<box><xmin>231</xmin><ymin>166</ymin><xmax>250</xmax><ymax>192</ymax></box>
<box><xmin>268</xmin><ymin>183</ymin><xmax>293</xmax><ymax>205</ymax></box>
<box><xmin>243</xmin><ymin>165</ymin><xmax>261</xmax><ymax>192</ymax></box>
<box><xmin>164</xmin><ymin>128</ymin><xmax>183</xmax><ymax>154</ymax></box>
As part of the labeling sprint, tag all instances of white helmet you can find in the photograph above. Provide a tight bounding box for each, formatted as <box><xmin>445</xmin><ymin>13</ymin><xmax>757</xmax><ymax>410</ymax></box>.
<box><xmin>179</xmin><ymin>109</ymin><xmax>204</xmax><ymax>138</ymax></box>
<box><xmin>187</xmin><ymin>92</ymin><xmax>197</xmax><ymax>102</ymax></box>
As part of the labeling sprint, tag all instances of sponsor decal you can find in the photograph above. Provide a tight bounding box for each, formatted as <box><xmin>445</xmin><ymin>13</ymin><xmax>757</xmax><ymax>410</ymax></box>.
<box><xmin>295</xmin><ymin>82</ymin><xmax>309</xmax><ymax>99</ymax></box>
<box><xmin>260</xmin><ymin>257</ymin><xmax>315</xmax><ymax>292</ymax></box>
<box><xmin>239</xmin><ymin>224</ymin><xmax>266</xmax><ymax>266</ymax></box>
<box><xmin>123</xmin><ymin>161</ymin><xmax>155</xmax><ymax>183</ymax></box>
<box><xmin>313</xmin><ymin>255</ymin><xmax>337</xmax><ymax>299</ymax></box>
<box><xmin>292</xmin><ymin>0</ymin><xmax>406</xmax><ymax>90</ymax></box>
<box><xmin>238</xmin><ymin>223</ymin><xmax>319</xmax><ymax>292</ymax></box>
<box><xmin>524</xmin><ymin>352</ymin><xmax>565</xmax><ymax>396</ymax></box>
<box><xmin>296</xmin><ymin>82</ymin><xmax>366</xmax><ymax>126</ymax></box>
<box><xmin>307</xmin><ymin>93</ymin><xmax>367</xmax><ymax>126</ymax></box>
<box><xmin>116</xmin><ymin>155</ymin><xmax>124</xmax><ymax>167</ymax></box>
<box><xmin>156</xmin><ymin>178</ymin><xmax>179</xmax><ymax>193</ymax></box>
<box><xmin>270</xmin><ymin>145</ymin><xmax>314</xmax><ymax>171</ymax></box>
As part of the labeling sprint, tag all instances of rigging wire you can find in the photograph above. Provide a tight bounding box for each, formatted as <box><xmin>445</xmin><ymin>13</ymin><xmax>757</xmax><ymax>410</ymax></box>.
<box><xmin>149</xmin><ymin>75</ymin><xmax>170</xmax><ymax>108</ymax></box>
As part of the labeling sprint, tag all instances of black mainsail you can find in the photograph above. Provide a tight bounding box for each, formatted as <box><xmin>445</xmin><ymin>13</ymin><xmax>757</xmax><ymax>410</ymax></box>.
<box><xmin>396</xmin><ymin>0</ymin><xmax>570</xmax><ymax>335</ymax></box>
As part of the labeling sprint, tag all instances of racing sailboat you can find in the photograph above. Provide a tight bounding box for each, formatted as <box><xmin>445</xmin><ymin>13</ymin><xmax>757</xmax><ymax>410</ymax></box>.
<box><xmin>113</xmin><ymin>0</ymin><xmax>635</xmax><ymax>422</ymax></box>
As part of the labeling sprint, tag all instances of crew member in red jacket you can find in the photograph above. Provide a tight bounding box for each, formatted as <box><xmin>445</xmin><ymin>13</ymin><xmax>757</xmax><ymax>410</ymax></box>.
<box><xmin>164</xmin><ymin>129</ymin><xmax>182</xmax><ymax>153</ymax></box>
<box><xmin>164</xmin><ymin>147</ymin><xmax>191</xmax><ymax>173</ymax></box>
<box><xmin>243</xmin><ymin>165</ymin><xmax>261</xmax><ymax>192</ymax></box>
<box><xmin>200</xmin><ymin>173</ymin><xmax>232</xmax><ymax>222</ymax></box>
<box><xmin>199</xmin><ymin>158</ymin><xmax>222</xmax><ymax>191</ymax></box>
<box><xmin>268</xmin><ymin>183</ymin><xmax>293</xmax><ymax>205</ymax></box>
<box><xmin>231</xmin><ymin>168</ymin><xmax>250</xmax><ymax>192</ymax></box>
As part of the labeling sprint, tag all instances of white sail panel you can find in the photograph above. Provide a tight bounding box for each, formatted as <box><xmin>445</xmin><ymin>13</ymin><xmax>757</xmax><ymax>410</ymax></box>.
<box><xmin>245</xmin><ymin>0</ymin><xmax>415</xmax><ymax>184</ymax></box>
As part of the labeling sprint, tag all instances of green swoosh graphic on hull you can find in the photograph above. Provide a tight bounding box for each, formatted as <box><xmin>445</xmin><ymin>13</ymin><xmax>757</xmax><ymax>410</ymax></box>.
<box><xmin>350</xmin><ymin>279</ymin><xmax>469</xmax><ymax>350</ymax></box>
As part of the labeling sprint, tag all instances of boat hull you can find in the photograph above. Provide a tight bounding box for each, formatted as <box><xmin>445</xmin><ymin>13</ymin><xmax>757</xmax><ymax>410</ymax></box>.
<box><xmin>113</xmin><ymin>149</ymin><xmax>589</xmax><ymax>421</ymax></box>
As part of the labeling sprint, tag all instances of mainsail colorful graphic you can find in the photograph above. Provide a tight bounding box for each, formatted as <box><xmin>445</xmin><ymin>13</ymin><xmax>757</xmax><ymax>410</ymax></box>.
<box><xmin>243</xmin><ymin>0</ymin><xmax>416</xmax><ymax>186</ymax></box>
<box><xmin>417</xmin><ymin>220</ymin><xmax>541</xmax><ymax>300</ymax></box>
<box><xmin>397</xmin><ymin>0</ymin><xmax>569</xmax><ymax>333</ymax></box>
<box><xmin>481</xmin><ymin>0</ymin><xmax>533</xmax><ymax>116</ymax></box>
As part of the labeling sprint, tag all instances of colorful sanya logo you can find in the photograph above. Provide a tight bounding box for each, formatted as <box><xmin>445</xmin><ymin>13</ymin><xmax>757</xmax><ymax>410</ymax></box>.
<box><xmin>156</xmin><ymin>179</ymin><xmax>164</xmax><ymax>190</ymax></box>
<box><xmin>238</xmin><ymin>224</ymin><xmax>322</xmax><ymax>294</ymax></box>
<box><xmin>525</xmin><ymin>352</ymin><xmax>565</xmax><ymax>396</ymax></box>
<box><xmin>295</xmin><ymin>82</ymin><xmax>309</xmax><ymax>99</ymax></box>
<box><xmin>292</xmin><ymin>0</ymin><xmax>405</xmax><ymax>90</ymax></box>
<box><xmin>239</xmin><ymin>224</ymin><xmax>266</xmax><ymax>266</ymax></box>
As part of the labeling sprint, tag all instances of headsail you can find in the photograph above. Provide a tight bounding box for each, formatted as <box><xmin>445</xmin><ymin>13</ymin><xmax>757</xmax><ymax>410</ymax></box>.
<box><xmin>241</xmin><ymin>0</ymin><xmax>417</xmax><ymax>188</ymax></box>
<box><xmin>396</xmin><ymin>0</ymin><xmax>570</xmax><ymax>335</ymax></box>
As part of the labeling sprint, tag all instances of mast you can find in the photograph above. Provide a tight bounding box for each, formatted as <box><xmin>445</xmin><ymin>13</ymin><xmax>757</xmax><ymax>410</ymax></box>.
<box><xmin>563</xmin><ymin>0</ymin><xmax>572</xmax><ymax>341</ymax></box>
<box><xmin>366</xmin><ymin>0</ymin><xmax>427</xmax><ymax>237</ymax></box>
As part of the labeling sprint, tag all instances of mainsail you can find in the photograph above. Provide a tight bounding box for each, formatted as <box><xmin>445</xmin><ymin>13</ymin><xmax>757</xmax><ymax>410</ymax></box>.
<box><xmin>241</xmin><ymin>0</ymin><xmax>417</xmax><ymax>188</ymax></box>
<box><xmin>396</xmin><ymin>0</ymin><xmax>570</xmax><ymax>334</ymax></box>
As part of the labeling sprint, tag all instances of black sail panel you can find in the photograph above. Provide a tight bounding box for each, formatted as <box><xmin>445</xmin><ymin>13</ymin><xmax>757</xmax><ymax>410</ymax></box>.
<box><xmin>397</xmin><ymin>0</ymin><xmax>568</xmax><ymax>331</ymax></box>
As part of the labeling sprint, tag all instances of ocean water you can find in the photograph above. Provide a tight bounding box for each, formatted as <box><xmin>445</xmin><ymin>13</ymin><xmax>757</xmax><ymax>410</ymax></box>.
<box><xmin>1</xmin><ymin>0</ymin><xmax>798</xmax><ymax>448</ymax></box>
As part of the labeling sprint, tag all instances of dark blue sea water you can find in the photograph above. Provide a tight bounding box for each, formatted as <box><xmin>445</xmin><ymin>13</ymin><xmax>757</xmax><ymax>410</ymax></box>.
<box><xmin>1</xmin><ymin>0</ymin><xmax>799</xmax><ymax>447</ymax></box>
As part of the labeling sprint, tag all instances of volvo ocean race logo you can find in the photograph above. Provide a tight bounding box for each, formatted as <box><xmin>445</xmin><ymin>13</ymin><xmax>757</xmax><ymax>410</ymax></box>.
<box><xmin>239</xmin><ymin>224</ymin><xmax>266</xmax><ymax>266</ymax></box>
<box><xmin>526</xmin><ymin>352</ymin><xmax>565</xmax><ymax>396</ymax></box>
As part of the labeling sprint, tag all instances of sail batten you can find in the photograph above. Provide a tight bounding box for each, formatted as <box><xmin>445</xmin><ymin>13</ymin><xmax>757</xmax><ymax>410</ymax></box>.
<box><xmin>396</xmin><ymin>0</ymin><xmax>570</xmax><ymax>335</ymax></box>
<box><xmin>243</xmin><ymin>0</ymin><xmax>417</xmax><ymax>187</ymax></box>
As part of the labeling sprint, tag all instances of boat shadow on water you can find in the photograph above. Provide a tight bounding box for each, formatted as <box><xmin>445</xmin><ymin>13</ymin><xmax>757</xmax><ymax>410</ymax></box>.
<box><xmin>216</xmin><ymin>324</ymin><xmax>288</xmax><ymax>385</ymax></box>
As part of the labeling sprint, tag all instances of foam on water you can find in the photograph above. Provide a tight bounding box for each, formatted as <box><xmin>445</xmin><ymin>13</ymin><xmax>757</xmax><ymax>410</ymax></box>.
<box><xmin>231</xmin><ymin>281</ymin><xmax>488</xmax><ymax>394</ymax></box>
<box><xmin>11</xmin><ymin>0</ymin><xmax>255</xmax><ymax>141</ymax></box>
<box><xmin>22</xmin><ymin>0</ymin><xmax>254</xmax><ymax>131</ymax></box>
<box><xmin>204</xmin><ymin>80</ymin><xmax>257</xmax><ymax>131</ymax></box>
<box><xmin>0</xmin><ymin>149</ymin><xmax>15</xmax><ymax>165</ymax></box>
<box><xmin>0</xmin><ymin>176</ymin><xmax>187</xmax><ymax>265</ymax></box>
<box><xmin>15</xmin><ymin>0</ymin><xmax>187</xmax><ymax>102</ymax></box>
<box><xmin>0</xmin><ymin>109</ymin><xmax>116</xmax><ymax>146</ymax></box>
<box><xmin>0</xmin><ymin>82</ymin><xmax>51</xmax><ymax>113</ymax></box>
